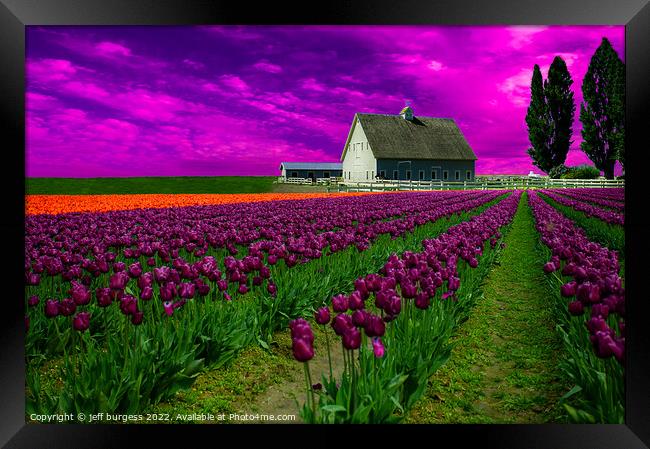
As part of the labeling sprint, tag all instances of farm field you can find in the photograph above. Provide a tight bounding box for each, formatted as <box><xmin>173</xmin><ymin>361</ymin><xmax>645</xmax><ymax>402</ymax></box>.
<box><xmin>24</xmin><ymin>188</ymin><xmax>625</xmax><ymax>424</ymax></box>
<box><xmin>25</xmin><ymin>176</ymin><xmax>278</xmax><ymax>195</ymax></box>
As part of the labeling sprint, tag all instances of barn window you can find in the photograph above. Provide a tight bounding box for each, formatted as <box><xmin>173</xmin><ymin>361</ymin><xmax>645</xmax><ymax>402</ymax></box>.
<box><xmin>393</xmin><ymin>170</ymin><xmax>398</xmax><ymax>179</ymax></box>
<box><xmin>455</xmin><ymin>170</ymin><xmax>460</xmax><ymax>180</ymax></box>
<box><xmin>366</xmin><ymin>171</ymin><xmax>369</xmax><ymax>180</ymax></box>
<box><xmin>466</xmin><ymin>170</ymin><xmax>471</xmax><ymax>180</ymax></box>
<box><xmin>443</xmin><ymin>170</ymin><xmax>449</xmax><ymax>180</ymax></box>
<box><xmin>291</xmin><ymin>172</ymin><xmax>298</xmax><ymax>178</ymax></box>
<box><xmin>432</xmin><ymin>170</ymin><xmax>438</xmax><ymax>180</ymax></box>
<box><xmin>371</xmin><ymin>171</ymin><xmax>375</xmax><ymax>179</ymax></box>
<box><xmin>419</xmin><ymin>170</ymin><xmax>425</xmax><ymax>180</ymax></box>
<box><xmin>380</xmin><ymin>170</ymin><xmax>386</xmax><ymax>178</ymax></box>
<box><xmin>324</xmin><ymin>171</ymin><xmax>330</xmax><ymax>178</ymax></box>
<box><xmin>406</xmin><ymin>170</ymin><xmax>411</xmax><ymax>180</ymax></box>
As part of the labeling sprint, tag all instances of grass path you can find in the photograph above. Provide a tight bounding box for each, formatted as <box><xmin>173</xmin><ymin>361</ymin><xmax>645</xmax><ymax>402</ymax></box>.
<box><xmin>406</xmin><ymin>192</ymin><xmax>569</xmax><ymax>423</ymax></box>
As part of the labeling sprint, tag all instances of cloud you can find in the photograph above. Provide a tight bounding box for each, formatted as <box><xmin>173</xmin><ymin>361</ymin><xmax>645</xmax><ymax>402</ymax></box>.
<box><xmin>253</xmin><ymin>60</ymin><xmax>283</xmax><ymax>73</ymax></box>
<box><xmin>95</xmin><ymin>41</ymin><xmax>132</xmax><ymax>58</ymax></box>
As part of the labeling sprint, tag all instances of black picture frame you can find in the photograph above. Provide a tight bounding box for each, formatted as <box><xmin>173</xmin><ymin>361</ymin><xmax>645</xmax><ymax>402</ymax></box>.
<box><xmin>2</xmin><ymin>0</ymin><xmax>649</xmax><ymax>447</ymax></box>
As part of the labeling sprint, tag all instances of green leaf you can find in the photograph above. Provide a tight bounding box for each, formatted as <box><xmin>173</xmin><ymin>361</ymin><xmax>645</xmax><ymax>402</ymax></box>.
<box><xmin>560</xmin><ymin>385</ymin><xmax>583</xmax><ymax>401</ymax></box>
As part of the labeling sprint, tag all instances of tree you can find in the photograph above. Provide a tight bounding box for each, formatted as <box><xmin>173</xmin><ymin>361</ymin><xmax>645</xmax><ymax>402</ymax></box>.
<box><xmin>580</xmin><ymin>37</ymin><xmax>625</xmax><ymax>179</ymax></box>
<box><xmin>545</xmin><ymin>56</ymin><xmax>576</xmax><ymax>170</ymax></box>
<box><xmin>526</xmin><ymin>64</ymin><xmax>553</xmax><ymax>172</ymax></box>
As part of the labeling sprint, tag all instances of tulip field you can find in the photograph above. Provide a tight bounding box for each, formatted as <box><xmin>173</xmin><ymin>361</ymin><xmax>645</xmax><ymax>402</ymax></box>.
<box><xmin>24</xmin><ymin>187</ymin><xmax>625</xmax><ymax>424</ymax></box>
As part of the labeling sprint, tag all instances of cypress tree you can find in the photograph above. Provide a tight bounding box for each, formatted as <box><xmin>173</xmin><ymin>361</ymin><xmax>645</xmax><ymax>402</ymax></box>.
<box><xmin>545</xmin><ymin>56</ymin><xmax>576</xmax><ymax>170</ymax></box>
<box><xmin>526</xmin><ymin>64</ymin><xmax>553</xmax><ymax>173</ymax></box>
<box><xmin>580</xmin><ymin>37</ymin><xmax>625</xmax><ymax>178</ymax></box>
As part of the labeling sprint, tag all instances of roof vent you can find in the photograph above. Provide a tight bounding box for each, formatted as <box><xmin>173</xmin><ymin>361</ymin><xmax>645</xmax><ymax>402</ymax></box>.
<box><xmin>400</xmin><ymin>105</ymin><xmax>413</xmax><ymax>121</ymax></box>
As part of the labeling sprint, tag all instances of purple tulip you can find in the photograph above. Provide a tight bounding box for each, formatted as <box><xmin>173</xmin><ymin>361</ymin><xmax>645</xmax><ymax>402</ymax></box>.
<box><xmin>95</xmin><ymin>287</ymin><xmax>113</xmax><ymax>307</ymax></box>
<box><xmin>238</xmin><ymin>284</ymin><xmax>249</xmax><ymax>295</ymax></box>
<box><xmin>267</xmin><ymin>281</ymin><xmax>277</xmax><ymax>296</ymax></box>
<box><xmin>70</xmin><ymin>282</ymin><xmax>91</xmax><ymax>306</ymax></box>
<box><xmin>28</xmin><ymin>295</ymin><xmax>39</xmax><ymax>307</ymax></box>
<box><xmin>364</xmin><ymin>314</ymin><xmax>385</xmax><ymax>337</ymax></box>
<box><xmin>109</xmin><ymin>271</ymin><xmax>129</xmax><ymax>290</ymax></box>
<box><xmin>372</xmin><ymin>337</ymin><xmax>385</xmax><ymax>358</ymax></box>
<box><xmin>154</xmin><ymin>266</ymin><xmax>171</xmax><ymax>283</ymax></box>
<box><xmin>331</xmin><ymin>294</ymin><xmax>349</xmax><ymax>313</ymax></box>
<box><xmin>348</xmin><ymin>291</ymin><xmax>364</xmax><ymax>310</ymax></box>
<box><xmin>44</xmin><ymin>299</ymin><xmax>59</xmax><ymax>318</ymax></box>
<box><xmin>26</xmin><ymin>272</ymin><xmax>41</xmax><ymax>286</ymax></box>
<box><xmin>163</xmin><ymin>301</ymin><xmax>174</xmax><ymax>316</ymax></box>
<box><xmin>387</xmin><ymin>296</ymin><xmax>401</xmax><ymax>315</ymax></box>
<box><xmin>72</xmin><ymin>311</ymin><xmax>90</xmax><ymax>331</ymax></box>
<box><xmin>314</xmin><ymin>307</ymin><xmax>331</xmax><ymax>325</ymax></box>
<box><xmin>131</xmin><ymin>311</ymin><xmax>144</xmax><ymax>325</ymax></box>
<box><xmin>113</xmin><ymin>262</ymin><xmax>126</xmax><ymax>273</ymax></box>
<box><xmin>292</xmin><ymin>338</ymin><xmax>314</xmax><ymax>362</ymax></box>
<box><xmin>352</xmin><ymin>309</ymin><xmax>367</xmax><ymax>327</ymax></box>
<box><xmin>217</xmin><ymin>279</ymin><xmax>228</xmax><ymax>291</ymax></box>
<box><xmin>331</xmin><ymin>313</ymin><xmax>353</xmax><ymax>336</ymax></box>
<box><xmin>58</xmin><ymin>298</ymin><xmax>76</xmax><ymax>316</ymax></box>
<box><xmin>560</xmin><ymin>281</ymin><xmax>577</xmax><ymax>297</ymax></box>
<box><xmin>568</xmin><ymin>300</ymin><xmax>584</xmax><ymax>316</ymax></box>
<box><xmin>128</xmin><ymin>262</ymin><xmax>143</xmax><ymax>278</ymax></box>
<box><xmin>400</xmin><ymin>282</ymin><xmax>418</xmax><ymax>299</ymax></box>
<box><xmin>119</xmin><ymin>295</ymin><xmax>138</xmax><ymax>316</ymax></box>
<box><xmin>223</xmin><ymin>292</ymin><xmax>232</xmax><ymax>301</ymax></box>
<box><xmin>415</xmin><ymin>291</ymin><xmax>431</xmax><ymax>310</ymax></box>
<box><xmin>178</xmin><ymin>282</ymin><xmax>196</xmax><ymax>299</ymax></box>
<box><xmin>342</xmin><ymin>327</ymin><xmax>362</xmax><ymax>350</ymax></box>
<box><xmin>543</xmin><ymin>262</ymin><xmax>556</xmax><ymax>273</ymax></box>
<box><xmin>140</xmin><ymin>286</ymin><xmax>153</xmax><ymax>300</ymax></box>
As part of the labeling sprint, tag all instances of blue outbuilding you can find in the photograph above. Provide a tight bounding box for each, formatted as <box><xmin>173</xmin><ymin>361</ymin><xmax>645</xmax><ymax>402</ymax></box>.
<box><xmin>279</xmin><ymin>162</ymin><xmax>343</xmax><ymax>182</ymax></box>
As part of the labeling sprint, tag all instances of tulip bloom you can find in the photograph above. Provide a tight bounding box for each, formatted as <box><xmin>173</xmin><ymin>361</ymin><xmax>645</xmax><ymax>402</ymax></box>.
<box><xmin>163</xmin><ymin>301</ymin><xmax>174</xmax><ymax>316</ymax></box>
<box><xmin>342</xmin><ymin>327</ymin><xmax>362</xmax><ymax>350</ymax></box>
<box><xmin>72</xmin><ymin>311</ymin><xmax>90</xmax><ymax>332</ymax></box>
<box><xmin>331</xmin><ymin>294</ymin><xmax>348</xmax><ymax>313</ymax></box>
<box><xmin>28</xmin><ymin>295</ymin><xmax>39</xmax><ymax>307</ymax></box>
<box><xmin>44</xmin><ymin>299</ymin><xmax>59</xmax><ymax>318</ymax></box>
<box><xmin>292</xmin><ymin>338</ymin><xmax>314</xmax><ymax>362</ymax></box>
<box><xmin>58</xmin><ymin>298</ymin><xmax>76</xmax><ymax>317</ymax></box>
<box><xmin>372</xmin><ymin>337</ymin><xmax>385</xmax><ymax>358</ymax></box>
<box><xmin>314</xmin><ymin>307</ymin><xmax>331</xmax><ymax>325</ymax></box>
<box><xmin>140</xmin><ymin>286</ymin><xmax>153</xmax><ymax>301</ymax></box>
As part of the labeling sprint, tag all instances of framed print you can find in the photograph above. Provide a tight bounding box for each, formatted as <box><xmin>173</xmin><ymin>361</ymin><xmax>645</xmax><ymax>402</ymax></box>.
<box><xmin>1</xmin><ymin>0</ymin><xmax>649</xmax><ymax>447</ymax></box>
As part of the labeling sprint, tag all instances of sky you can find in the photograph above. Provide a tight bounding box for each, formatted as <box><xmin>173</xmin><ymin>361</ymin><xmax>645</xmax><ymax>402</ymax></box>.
<box><xmin>25</xmin><ymin>25</ymin><xmax>625</xmax><ymax>178</ymax></box>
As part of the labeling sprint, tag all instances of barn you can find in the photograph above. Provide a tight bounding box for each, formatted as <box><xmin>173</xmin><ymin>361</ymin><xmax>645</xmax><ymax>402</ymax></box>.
<box><xmin>279</xmin><ymin>162</ymin><xmax>343</xmax><ymax>182</ymax></box>
<box><xmin>340</xmin><ymin>106</ymin><xmax>478</xmax><ymax>182</ymax></box>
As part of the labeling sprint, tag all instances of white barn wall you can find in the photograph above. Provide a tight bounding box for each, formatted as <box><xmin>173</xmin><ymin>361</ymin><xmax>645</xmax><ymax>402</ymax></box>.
<box><xmin>341</xmin><ymin>119</ymin><xmax>377</xmax><ymax>182</ymax></box>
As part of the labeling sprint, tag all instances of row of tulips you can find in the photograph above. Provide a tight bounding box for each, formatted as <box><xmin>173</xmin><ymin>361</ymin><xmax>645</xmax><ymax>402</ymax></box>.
<box><xmin>553</xmin><ymin>188</ymin><xmax>624</xmax><ymax>212</ymax></box>
<box><xmin>538</xmin><ymin>189</ymin><xmax>624</xmax><ymax>226</ymax></box>
<box><xmin>528</xmin><ymin>191</ymin><xmax>624</xmax><ymax>423</ymax></box>
<box><xmin>289</xmin><ymin>191</ymin><xmax>522</xmax><ymax>423</ymax></box>
<box><xmin>25</xmin><ymin>192</ymin><xmax>377</xmax><ymax>215</ymax></box>
<box><xmin>26</xmin><ymin>190</ymin><xmax>503</xmax><ymax>347</ymax></box>
<box><xmin>26</xmin><ymin>191</ymin><xmax>509</xmax><ymax>417</ymax></box>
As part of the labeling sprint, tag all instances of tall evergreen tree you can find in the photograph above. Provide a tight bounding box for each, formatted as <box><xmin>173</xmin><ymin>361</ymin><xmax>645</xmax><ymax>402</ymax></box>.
<box><xmin>580</xmin><ymin>37</ymin><xmax>625</xmax><ymax>179</ymax></box>
<box><xmin>545</xmin><ymin>56</ymin><xmax>576</xmax><ymax>170</ymax></box>
<box><xmin>526</xmin><ymin>64</ymin><xmax>553</xmax><ymax>172</ymax></box>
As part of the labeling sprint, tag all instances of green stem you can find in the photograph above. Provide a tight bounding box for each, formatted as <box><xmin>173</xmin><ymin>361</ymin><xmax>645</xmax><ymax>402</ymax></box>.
<box><xmin>325</xmin><ymin>329</ymin><xmax>333</xmax><ymax>379</ymax></box>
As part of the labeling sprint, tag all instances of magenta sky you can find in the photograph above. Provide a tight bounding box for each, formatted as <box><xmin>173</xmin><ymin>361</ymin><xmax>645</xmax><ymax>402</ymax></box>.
<box><xmin>26</xmin><ymin>25</ymin><xmax>624</xmax><ymax>178</ymax></box>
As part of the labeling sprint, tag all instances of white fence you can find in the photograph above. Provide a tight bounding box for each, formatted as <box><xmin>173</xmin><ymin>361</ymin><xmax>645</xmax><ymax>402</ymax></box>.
<box><xmin>277</xmin><ymin>177</ymin><xmax>341</xmax><ymax>185</ymax></box>
<box><xmin>333</xmin><ymin>178</ymin><xmax>624</xmax><ymax>192</ymax></box>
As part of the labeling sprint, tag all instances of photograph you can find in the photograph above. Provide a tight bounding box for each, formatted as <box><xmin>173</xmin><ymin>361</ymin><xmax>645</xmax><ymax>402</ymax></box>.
<box><xmin>21</xmin><ymin>23</ymin><xmax>632</xmax><ymax>427</ymax></box>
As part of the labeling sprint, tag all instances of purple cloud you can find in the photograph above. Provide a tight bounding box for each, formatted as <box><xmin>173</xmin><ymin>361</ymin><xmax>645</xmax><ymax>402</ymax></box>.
<box><xmin>26</xmin><ymin>25</ymin><xmax>624</xmax><ymax>177</ymax></box>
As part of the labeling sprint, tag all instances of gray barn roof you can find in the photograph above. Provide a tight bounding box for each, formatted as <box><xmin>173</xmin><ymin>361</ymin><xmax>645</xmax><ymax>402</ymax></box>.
<box><xmin>343</xmin><ymin>113</ymin><xmax>477</xmax><ymax>161</ymax></box>
<box><xmin>280</xmin><ymin>162</ymin><xmax>343</xmax><ymax>170</ymax></box>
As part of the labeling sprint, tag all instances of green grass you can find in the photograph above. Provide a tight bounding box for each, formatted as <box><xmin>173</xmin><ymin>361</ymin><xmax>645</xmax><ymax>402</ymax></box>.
<box><xmin>25</xmin><ymin>176</ymin><xmax>277</xmax><ymax>195</ymax></box>
<box><xmin>405</xmin><ymin>192</ymin><xmax>569</xmax><ymax>423</ymax></box>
